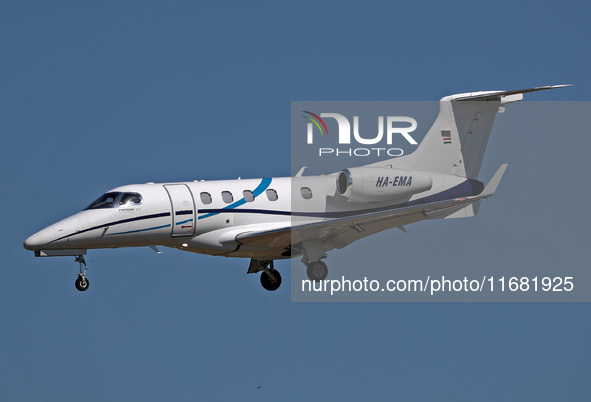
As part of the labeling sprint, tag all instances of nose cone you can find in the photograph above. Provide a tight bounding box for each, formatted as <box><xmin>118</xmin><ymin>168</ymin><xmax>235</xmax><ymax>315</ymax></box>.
<box><xmin>24</xmin><ymin>224</ymin><xmax>58</xmax><ymax>251</ymax></box>
<box><xmin>24</xmin><ymin>232</ymin><xmax>45</xmax><ymax>251</ymax></box>
<box><xmin>24</xmin><ymin>215</ymin><xmax>82</xmax><ymax>251</ymax></box>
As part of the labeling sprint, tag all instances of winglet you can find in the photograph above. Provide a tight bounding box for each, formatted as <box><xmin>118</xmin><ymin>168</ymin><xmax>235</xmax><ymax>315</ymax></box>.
<box><xmin>479</xmin><ymin>164</ymin><xmax>508</xmax><ymax>199</ymax></box>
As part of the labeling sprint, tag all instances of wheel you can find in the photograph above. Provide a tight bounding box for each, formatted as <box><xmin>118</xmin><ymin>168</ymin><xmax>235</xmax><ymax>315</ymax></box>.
<box><xmin>75</xmin><ymin>276</ymin><xmax>90</xmax><ymax>292</ymax></box>
<box><xmin>307</xmin><ymin>261</ymin><xmax>328</xmax><ymax>281</ymax></box>
<box><xmin>260</xmin><ymin>270</ymin><xmax>282</xmax><ymax>291</ymax></box>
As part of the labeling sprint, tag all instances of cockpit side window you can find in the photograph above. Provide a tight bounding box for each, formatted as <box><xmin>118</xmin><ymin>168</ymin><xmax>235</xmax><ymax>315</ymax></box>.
<box><xmin>85</xmin><ymin>192</ymin><xmax>121</xmax><ymax>210</ymax></box>
<box><xmin>119</xmin><ymin>193</ymin><xmax>142</xmax><ymax>205</ymax></box>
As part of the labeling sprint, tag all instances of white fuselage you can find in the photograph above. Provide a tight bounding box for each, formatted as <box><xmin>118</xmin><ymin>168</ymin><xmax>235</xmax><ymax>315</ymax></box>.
<box><xmin>24</xmin><ymin>171</ymin><xmax>479</xmax><ymax>261</ymax></box>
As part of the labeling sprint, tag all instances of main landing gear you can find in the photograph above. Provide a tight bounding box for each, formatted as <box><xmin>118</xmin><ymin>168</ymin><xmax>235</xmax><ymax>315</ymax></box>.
<box><xmin>248</xmin><ymin>259</ymin><xmax>282</xmax><ymax>291</ymax></box>
<box><xmin>74</xmin><ymin>255</ymin><xmax>90</xmax><ymax>292</ymax></box>
<box><xmin>306</xmin><ymin>260</ymin><xmax>328</xmax><ymax>282</ymax></box>
<box><xmin>260</xmin><ymin>268</ymin><xmax>282</xmax><ymax>291</ymax></box>
<box><xmin>259</xmin><ymin>260</ymin><xmax>282</xmax><ymax>291</ymax></box>
<box><xmin>301</xmin><ymin>240</ymin><xmax>329</xmax><ymax>282</ymax></box>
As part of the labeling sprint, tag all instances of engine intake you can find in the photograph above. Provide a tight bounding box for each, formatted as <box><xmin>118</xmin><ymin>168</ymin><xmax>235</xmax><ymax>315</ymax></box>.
<box><xmin>336</xmin><ymin>167</ymin><xmax>432</xmax><ymax>203</ymax></box>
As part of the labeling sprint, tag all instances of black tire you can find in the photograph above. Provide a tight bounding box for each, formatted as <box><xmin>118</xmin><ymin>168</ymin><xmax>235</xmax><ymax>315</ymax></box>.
<box><xmin>260</xmin><ymin>270</ymin><xmax>282</xmax><ymax>291</ymax></box>
<box><xmin>307</xmin><ymin>261</ymin><xmax>328</xmax><ymax>281</ymax></box>
<box><xmin>75</xmin><ymin>276</ymin><xmax>90</xmax><ymax>292</ymax></box>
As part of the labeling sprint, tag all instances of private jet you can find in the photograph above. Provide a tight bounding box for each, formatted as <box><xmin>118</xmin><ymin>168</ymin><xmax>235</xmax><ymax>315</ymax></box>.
<box><xmin>24</xmin><ymin>85</ymin><xmax>569</xmax><ymax>291</ymax></box>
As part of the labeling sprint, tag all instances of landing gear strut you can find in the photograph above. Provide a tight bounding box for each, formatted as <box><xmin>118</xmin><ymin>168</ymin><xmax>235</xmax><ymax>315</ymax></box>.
<box><xmin>74</xmin><ymin>255</ymin><xmax>90</xmax><ymax>291</ymax></box>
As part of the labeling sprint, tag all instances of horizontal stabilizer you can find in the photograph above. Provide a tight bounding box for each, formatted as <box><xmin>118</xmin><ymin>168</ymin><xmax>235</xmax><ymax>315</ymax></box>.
<box><xmin>453</xmin><ymin>84</ymin><xmax>572</xmax><ymax>102</ymax></box>
<box><xmin>479</xmin><ymin>164</ymin><xmax>507</xmax><ymax>199</ymax></box>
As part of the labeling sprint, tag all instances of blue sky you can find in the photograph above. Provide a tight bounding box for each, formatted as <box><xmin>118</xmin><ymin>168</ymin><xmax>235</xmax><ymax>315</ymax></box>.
<box><xmin>1</xmin><ymin>1</ymin><xmax>590</xmax><ymax>400</ymax></box>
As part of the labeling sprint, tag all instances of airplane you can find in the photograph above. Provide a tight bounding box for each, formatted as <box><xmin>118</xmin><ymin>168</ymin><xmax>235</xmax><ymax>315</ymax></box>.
<box><xmin>23</xmin><ymin>85</ymin><xmax>569</xmax><ymax>292</ymax></box>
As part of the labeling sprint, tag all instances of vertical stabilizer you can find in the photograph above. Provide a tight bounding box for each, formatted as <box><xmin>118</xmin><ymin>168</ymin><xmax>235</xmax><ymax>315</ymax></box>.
<box><xmin>369</xmin><ymin>85</ymin><xmax>570</xmax><ymax>180</ymax></box>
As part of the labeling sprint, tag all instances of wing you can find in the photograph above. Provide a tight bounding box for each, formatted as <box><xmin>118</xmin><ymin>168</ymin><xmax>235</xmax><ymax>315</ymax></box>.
<box><xmin>236</xmin><ymin>164</ymin><xmax>507</xmax><ymax>253</ymax></box>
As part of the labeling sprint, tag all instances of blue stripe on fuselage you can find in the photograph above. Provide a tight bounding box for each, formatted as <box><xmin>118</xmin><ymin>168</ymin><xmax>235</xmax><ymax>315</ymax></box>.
<box><xmin>197</xmin><ymin>179</ymin><xmax>482</xmax><ymax>219</ymax></box>
<box><xmin>53</xmin><ymin>178</ymin><xmax>481</xmax><ymax>242</ymax></box>
<box><xmin>198</xmin><ymin>177</ymin><xmax>272</xmax><ymax>220</ymax></box>
<box><xmin>175</xmin><ymin>218</ymin><xmax>193</xmax><ymax>225</ymax></box>
<box><xmin>107</xmin><ymin>224</ymin><xmax>172</xmax><ymax>236</ymax></box>
<box><xmin>48</xmin><ymin>212</ymin><xmax>172</xmax><ymax>244</ymax></box>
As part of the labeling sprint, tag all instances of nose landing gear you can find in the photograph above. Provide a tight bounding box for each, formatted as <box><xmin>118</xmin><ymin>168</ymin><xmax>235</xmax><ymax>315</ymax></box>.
<box><xmin>74</xmin><ymin>255</ymin><xmax>90</xmax><ymax>292</ymax></box>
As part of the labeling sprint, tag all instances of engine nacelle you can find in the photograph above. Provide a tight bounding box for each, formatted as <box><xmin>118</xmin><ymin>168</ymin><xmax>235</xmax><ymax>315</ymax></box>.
<box><xmin>336</xmin><ymin>167</ymin><xmax>433</xmax><ymax>203</ymax></box>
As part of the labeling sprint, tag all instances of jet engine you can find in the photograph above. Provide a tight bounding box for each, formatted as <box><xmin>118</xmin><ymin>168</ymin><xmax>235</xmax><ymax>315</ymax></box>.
<box><xmin>336</xmin><ymin>167</ymin><xmax>432</xmax><ymax>203</ymax></box>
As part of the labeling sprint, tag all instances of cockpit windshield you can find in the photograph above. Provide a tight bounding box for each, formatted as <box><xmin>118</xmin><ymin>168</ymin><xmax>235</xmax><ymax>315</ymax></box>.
<box><xmin>86</xmin><ymin>192</ymin><xmax>120</xmax><ymax>210</ymax></box>
<box><xmin>85</xmin><ymin>192</ymin><xmax>143</xmax><ymax>210</ymax></box>
<box><xmin>119</xmin><ymin>193</ymin><xmax>142</xmax><ymax>205</ymax></box>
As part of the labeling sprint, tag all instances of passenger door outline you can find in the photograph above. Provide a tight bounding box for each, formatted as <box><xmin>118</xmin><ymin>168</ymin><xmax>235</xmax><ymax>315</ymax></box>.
<box><xmin>164</xmin><ymin>184</ymin><xmax>196</xmax><ymax>237</ymax></box>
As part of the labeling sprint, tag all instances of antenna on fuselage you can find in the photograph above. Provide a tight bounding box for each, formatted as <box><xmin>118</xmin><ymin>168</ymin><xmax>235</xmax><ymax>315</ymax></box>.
<box><xmin>295</xmin><ymin>166</ymin><xmax>308</xmax><ymax>178</ymax></box>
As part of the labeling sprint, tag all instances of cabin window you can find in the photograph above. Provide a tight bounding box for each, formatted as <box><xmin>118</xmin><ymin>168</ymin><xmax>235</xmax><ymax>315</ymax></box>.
<box><xmin>266</xmin><ymin>189</ymin><xmax>278</xmax><ymax>201</ymax></box>
<box><xmin>243</xmin><ymin>190</ymin><xmax>255</xmax><ymax>202</ymax></box>
<box><xmin>119</xmin><ymin>193</ymin><xmax>142</xmax><ymax>205</ymax></box>
<box><xmin>85</xmin><ymin>192</ymin><xmax>121</xmax><ymax>210</ymax></box>
<box><xmin>200</xmin><ymin>192</ymin><xmax>212</xmax><ymax>205</ymax></box>
<box><xmin>222</xmin><ymin>191</ymin><xmax>234</xmax><ymax>203</ymax></box>
<box><xmin>300</xmin><ymin>187</ymin><xmax>312</xmax><ymax>200</ymax></box>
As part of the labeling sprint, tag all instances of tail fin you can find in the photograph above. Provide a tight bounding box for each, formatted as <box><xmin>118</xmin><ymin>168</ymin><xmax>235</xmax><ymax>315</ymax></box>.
<box><xmin>372</xmin><ymin>85</ymin><xmax>570</xmax><ymax>179</ymax></box>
